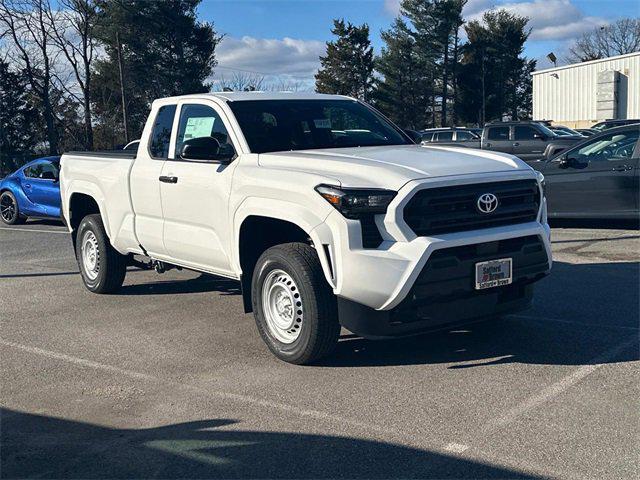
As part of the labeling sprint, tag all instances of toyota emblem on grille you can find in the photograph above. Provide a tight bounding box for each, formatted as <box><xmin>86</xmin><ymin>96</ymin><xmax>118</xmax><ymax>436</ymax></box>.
<box><xmin>477</xmin><ymin>193</ymin><xmax>498</xmax><ymax>214</ymax></box>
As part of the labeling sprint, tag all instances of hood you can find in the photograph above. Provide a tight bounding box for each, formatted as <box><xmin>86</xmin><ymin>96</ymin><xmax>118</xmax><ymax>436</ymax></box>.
<box><xmin>258</xmin><ymin>144</ymin><xmax>530</xmax><ymax>190</ymax></box>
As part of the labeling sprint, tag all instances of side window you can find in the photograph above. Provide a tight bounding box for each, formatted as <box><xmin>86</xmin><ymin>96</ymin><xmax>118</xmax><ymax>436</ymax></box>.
<box><xmin>435</xmin><ymin>131</ymin><xmax>453</xmax><ymax>142</ymax></box>
<box><xmin>174</xmin><ymin>103</ymin><xmax>233</xmax><ymax>158</ymax></box>
<box><xmin>149</xmin><ymin>105</ymin><xmax>177</xmax><ymax>158</ymax></box>
<box><xmin>39</xmin><ymin>162</ymin><xmax>58</xmax><ymax>180</ymax></box>
<box><xmin>513</xmin><ymin>126</ymin><xmax>538</xmax><ymax>141</ymax></box>
<box><xmin>487</xmin><ymin>127</ymin><xmax>509</xmax><ymax>141</ymax></box>
<box><xmin>24</xmin><ymin>164</ymin><xmax>43</xmax><ymax>178</ymax></box>
<box><xmin>569</xmin><ymin>130</ymin><xmax>639</xmax><ymax>162</ymax></box>
<box><xmin>422</xmin><ymin>133</ymin><xmax>434</xmax><ymax>142</ymax></box>
<box><xmin>456</xmin><ymin>131</ymin><xmax>475</xmax><ymax>141</ymax></box>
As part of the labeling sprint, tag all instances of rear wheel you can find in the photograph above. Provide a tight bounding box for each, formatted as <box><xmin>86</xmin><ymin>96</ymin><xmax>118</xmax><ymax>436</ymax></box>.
<box><xmin>75</xmin><ymin>214</ymin><xmax>127</xmax><ymax>293</ymax></box>
<box><xmin>0</xmin><ymin>191</ymin><xmax>25</xmax><ymax>225</ymax></box>
<box><xmin>252</xmin><ymin>242</ymin><xmax>340</xmax><ymax>364</ymax></box>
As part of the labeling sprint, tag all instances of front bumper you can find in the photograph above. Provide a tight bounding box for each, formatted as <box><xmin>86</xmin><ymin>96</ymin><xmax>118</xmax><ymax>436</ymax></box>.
<box><xmin>308</xmin><ymin>172</ymin><xmax>552</xmax><ymax>315</ymax></box>
<box><xmin>337</xmin><ymin>234</ymin><xmax>549</xmax><ymax>337</ymax></box>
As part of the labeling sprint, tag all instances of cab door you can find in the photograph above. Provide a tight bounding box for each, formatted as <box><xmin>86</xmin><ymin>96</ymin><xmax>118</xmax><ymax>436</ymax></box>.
<box><xmin>22</xmin><ymin>160</ymin><xmax>60</xmax><ymax>216</ymax></box>
<box><xmin>512</xmin><ymin>125</ymin><xmax>547</xmax><ymax>162</ymax></box>
<box><xmin>130</xmin><ymin>103</ymin><xmax>177</xmax><ymax>257</ymax></box>
<box><xmin>159</xmin><ymin>101</ymin><xmax>239</xmax><ymax>276</ymax></box>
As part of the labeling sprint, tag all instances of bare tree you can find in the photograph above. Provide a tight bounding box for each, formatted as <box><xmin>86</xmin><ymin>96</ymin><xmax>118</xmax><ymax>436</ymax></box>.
<box><xmin>568</xmin><ymin>18</ymin><xmax>640</xmax><ymax>63</ymax></box>
<box><xmin>0</xmin><ymin>0</ymin><xmax>59</xmax><ymax>154</ymax></box>
<box><xmin>44</xmin><ymin>0</ymin><xmax>98</xmax><ymax>149</ymax></box>
<box><xmin>215</xmin><ymin>72</ymin><xmax>265</xmax><ymax>92</ymax></box>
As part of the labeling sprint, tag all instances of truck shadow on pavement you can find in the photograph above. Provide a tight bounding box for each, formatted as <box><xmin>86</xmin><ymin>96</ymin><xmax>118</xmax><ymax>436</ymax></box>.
<box><xmin>323</xmin><ymin>260</ymin><xmax>639</xmax><ymax>368</ymax></box>
<box><xmin>117</xmin><ymin>274</ymin><xmax>241</xmax><ymax>296</ymax></box>
<box><xmin>0</xmin><ymin>409</ymin><xmax>541</xmax><ymax>479</ymax></box>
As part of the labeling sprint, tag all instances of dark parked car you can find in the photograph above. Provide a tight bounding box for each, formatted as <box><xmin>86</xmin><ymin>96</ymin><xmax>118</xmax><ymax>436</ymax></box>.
<box><xmin>549</xmin><ymin>126</ymin><xmax>585</xmax><ymax>137</ymax></box>
<box><xmin>575</xmin><ymin>128</ymin><xmax>598</xmax><ymax>137</ymax></box>
<box><xmin>591</xmin><ymin>119</ymin><xmax>640</xmax><ymax>132</ymax></box>
<box><xmin>420</xmin><ymin>127</ymin><xmax>480</xmax><ymax>148</ymax></box>
<box><xmin>0</xmin><ymin>156</ymin><xmax>62</xmax><ymax>224</ymax></box>
<box><xmin>532</xmin><ymin>125</ymin><xmax>639</xmax><ymax>219</ymax></box>
<box><xmin>481</xmin><ymin>121</ymin><xmax>583</xmax><ymax>162</ymax></box>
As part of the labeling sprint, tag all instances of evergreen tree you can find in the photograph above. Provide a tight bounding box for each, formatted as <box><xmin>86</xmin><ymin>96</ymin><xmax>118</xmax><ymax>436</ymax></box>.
<box><xmin>374</xmin><ymin>19</ymin><xmax>430</xmax><ymax>129</ymax></box>
<box><xmin>315</xmin><ymin>19</ymin><xmax>374</xmax><ymax>101</ymax></box>
<box><xmin>376</xmin><ymin>0</ymin><xmax>465</xmax><ymax>128</ymax></box>
<box><xmin>0</xmin><ymin>61</ymin><xmax>42</xmax><ymax>173</ymax></box>
<box><xmin>457</xmin><ymin>9</ymin><xmax>534</xmax><ymax>124</ymax></box>
<box><xmin>91</xmin><ymin>0</ymin><xmax>221</xmax><ymax>147</ymax></box>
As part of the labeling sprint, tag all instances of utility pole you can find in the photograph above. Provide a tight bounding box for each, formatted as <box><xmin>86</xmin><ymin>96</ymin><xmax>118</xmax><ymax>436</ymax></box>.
<box><xmin>481</xmin><ymin>48</ymin><xmax>486</xmax><ymax>127</ymax></box>
<box><xmin>116</xmin><ymin>31</ymin><xmax>129</xmax><ymax>143</ymax></box>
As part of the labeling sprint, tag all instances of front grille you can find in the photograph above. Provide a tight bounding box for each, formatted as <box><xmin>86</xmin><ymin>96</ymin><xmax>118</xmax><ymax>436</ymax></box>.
<box><xmin>404</xmin><ymin>180</ymin><xmax>540</xmax><ymax>237</ymax></box>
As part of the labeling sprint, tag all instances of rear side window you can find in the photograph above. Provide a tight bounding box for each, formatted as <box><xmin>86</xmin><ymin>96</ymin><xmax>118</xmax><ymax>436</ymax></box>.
<box><xmin>487</xmin><ymin>126</ymin><xmax>509</xmax><ymax>140</ymax></box>
<box><xmin>149</xmin><ymin>105</ymin><xmax>177</xmax><ymax>158</ymax></box>
<box><xmin>456</xmin><ymin>131</ymin><xmax>476</xmax><ymax>141</ymax></box>
<box><xmin>513</xmin><ymin>126</ymin><xmax>538</xmax><ymax>140</ymax></box>
<box><xmin>435</xmin><ymin>131</ymin><xmax>453</xmax><ymax>142</ymax></box>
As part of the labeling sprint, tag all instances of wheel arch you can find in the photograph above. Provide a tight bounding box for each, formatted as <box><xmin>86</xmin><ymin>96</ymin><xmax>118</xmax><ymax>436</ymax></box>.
<box><xmin>67</xmin><ymin>192</ymin><xmax>104</xmax><ymax>246</ymax></box>
<box><xmin>236</xmin><ymin>212</ymin><xmax>335</xmax><ymax>313</ymax></box>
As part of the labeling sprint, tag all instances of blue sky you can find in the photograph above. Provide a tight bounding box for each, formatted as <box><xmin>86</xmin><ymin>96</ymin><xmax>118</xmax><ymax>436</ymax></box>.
<box><xmin>198</xmin><ymin>0</ymin><xmax>640</xmax><ymax>87</ymax></box>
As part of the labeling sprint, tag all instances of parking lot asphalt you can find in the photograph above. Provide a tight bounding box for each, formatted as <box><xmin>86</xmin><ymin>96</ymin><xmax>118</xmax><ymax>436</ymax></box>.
<box><xmin>1</xmin><ymin>221</ymin><xmax>638</xmax><ymax>479</ymax></box>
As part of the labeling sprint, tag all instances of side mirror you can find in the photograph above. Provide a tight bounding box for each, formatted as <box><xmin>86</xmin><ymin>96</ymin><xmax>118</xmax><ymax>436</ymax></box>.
<box><xmin>403</xmin><ymin>129</ymin><xmax>423</xmax><ymax>144</ymax></box>
<box><xmin>180</xmin><ymin>137</ymin><xmax>235</xmax><ymax>163</ymax></box>
<box><xmin>533</xmin><ymin>132</ymin><xmax>545</xmax><ymax>140</ymax></box>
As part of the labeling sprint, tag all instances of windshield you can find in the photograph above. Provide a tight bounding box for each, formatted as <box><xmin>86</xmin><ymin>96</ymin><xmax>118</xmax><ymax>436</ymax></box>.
<box><xmin>228</xmin><ymin>100</ymin><xmax>410</xmax><ymax>154</ymax></box>
<box><xmin>536</xmin><ymin>123</ymin><xmax>557</xmax><ymax>137</ymax></box>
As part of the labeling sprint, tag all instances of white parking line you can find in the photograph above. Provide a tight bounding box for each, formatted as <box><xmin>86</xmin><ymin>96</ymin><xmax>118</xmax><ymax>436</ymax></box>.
<box><xmin>0</xmin><ymin>338</ymin><xmax>401</xmax><ymax>440</ymax></box>
<box><xmin>483</xmin><ymin>337</ymin><xmax>637</xmax><ymax>433</ymax></box>
<box><xmin>0</xmin><ymin>227</ymin><xmax>68</xmax><ymax>234</ymax></box>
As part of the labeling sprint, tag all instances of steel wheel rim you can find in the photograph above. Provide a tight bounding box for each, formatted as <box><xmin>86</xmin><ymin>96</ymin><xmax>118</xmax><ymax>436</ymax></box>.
<box><xmin>81</xmin><ymin>230</ymin><xmax>100</xmax><ymax>281</ymax></box>
<box><xmin>262</xmin><ymin>269</ymin><xmax>303</xmax><ymax>344</ymax></box>
<box><xmin>0</xmin><ymin>195</ymin><xmax>16</xmax><ymax>222</ymax></box>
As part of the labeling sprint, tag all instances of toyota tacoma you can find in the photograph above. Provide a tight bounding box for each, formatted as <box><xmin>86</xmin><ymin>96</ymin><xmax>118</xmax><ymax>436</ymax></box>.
<box><xmin>60</xmin><ymin>92</ymin><xmax>552</xmax><ymax>364</ymax></box>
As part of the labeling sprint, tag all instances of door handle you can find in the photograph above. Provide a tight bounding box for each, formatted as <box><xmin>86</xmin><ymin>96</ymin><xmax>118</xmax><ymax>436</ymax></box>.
<box><xmin>612</xmin><ymin>165</ymin><xmax>629</xmax><ymax>172</ymax></box>
<box><xmin>159</xmin><ymin>176</ymin><xmax>178</xmax><ymax>184</ymax></box>
<box><xmin>24</xmin><ymin>183</ymin><xmax>31</xmax><ymax>188</ymax></box>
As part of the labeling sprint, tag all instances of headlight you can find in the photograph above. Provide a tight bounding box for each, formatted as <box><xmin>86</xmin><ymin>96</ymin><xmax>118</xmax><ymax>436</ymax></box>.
<box><xmin>315</xmin><ymin>184</ymin><xmax>396</xmax><ymax>219</ymax></box>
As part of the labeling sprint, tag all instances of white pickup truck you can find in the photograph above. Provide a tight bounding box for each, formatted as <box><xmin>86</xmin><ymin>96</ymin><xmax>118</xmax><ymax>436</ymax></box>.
<box><xmin>60</xmin><ymin>92</ymin><xmax>551</xmax><ymax>364</ymax></box>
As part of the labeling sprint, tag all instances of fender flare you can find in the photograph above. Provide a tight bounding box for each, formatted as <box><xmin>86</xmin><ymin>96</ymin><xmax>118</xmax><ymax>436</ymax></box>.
<box><xmin>65</xmin><ymin>180</ymin><xmax>110</xmax><ymax>237</ymax></box>
<box><xmin>232</xmin><ymin>196</ymin><xmax>335</xmax><ymax>288</ymax></box>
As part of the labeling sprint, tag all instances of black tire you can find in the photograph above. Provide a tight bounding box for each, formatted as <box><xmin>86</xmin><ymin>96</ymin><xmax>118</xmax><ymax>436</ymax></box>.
<box><xmin>252</xmin><ymin>242</ymin><xmax>340</xmax><ymax>365</ymax></box>
<box><xmin>75</xmin><ymin>214</ymin><xmax>127</xmax><ymax>293</ymax></box>
<box><xmin>0</xmin><ymin>191</ymin><xmax>25</xmax><ymax>225</ymax></box>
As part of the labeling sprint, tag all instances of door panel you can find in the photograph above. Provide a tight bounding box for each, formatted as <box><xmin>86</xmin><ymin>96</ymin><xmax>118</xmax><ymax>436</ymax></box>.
<box><xmin>512</xmin><ymin>126</ymin><xmax>546</xmax><ymax>162</ymax></box>
<box><xmin>160</xmin><ymin>160</ymin><xmax>236</xmax><ymax>273</ymax></box>
<box><xmin>544</xmin><ymin>129</ymin><xmax>639</xmax><ymax>217</ymax></box>
<box><xmin>484</xmin><ymin>126</ymin><xmax>512</xmax><ymax>154</ymax></box>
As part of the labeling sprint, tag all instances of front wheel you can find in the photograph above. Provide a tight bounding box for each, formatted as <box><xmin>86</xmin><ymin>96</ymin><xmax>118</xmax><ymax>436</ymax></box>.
<box><xmin>75</xmin><ymin>214</ymin><xmax>127</xmax><ymax>293</ymax></box>
<box><xmin>252</xmin><ymin>242</ymin><xmax>340</xmax><ymax>364</ymax></box>
<box><xmin>0</xmin><ymin>191</ymin><xmax>25</xmax><ymax>225</ymax></box>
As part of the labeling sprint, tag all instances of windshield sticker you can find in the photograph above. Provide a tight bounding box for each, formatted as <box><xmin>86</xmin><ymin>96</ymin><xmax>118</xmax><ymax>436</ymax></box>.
<box><xmin>314</xmin><ymin>118</ymin><xmax>332</xmax><ymax>129</ymax></box>
<box><xmin>184</xmin><ymin>117</ymin><xmax>215</xmax><ymax>140</ymax></box>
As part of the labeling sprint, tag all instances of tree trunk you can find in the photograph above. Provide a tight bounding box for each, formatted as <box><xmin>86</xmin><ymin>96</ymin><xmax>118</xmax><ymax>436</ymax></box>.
<box><xmin>452</xmin><ymin>29</ymin><xmax>459</xmax><ymax>126</ymax></box>
<box><xmin>42</xmin><ymin>89</ymin><xmax>59</xmax><ymax>155</ymax></box>
<box><xmin>442</xmin><ymin>45</ymin><xmax>448</xmax><ymax>127</ymax></box>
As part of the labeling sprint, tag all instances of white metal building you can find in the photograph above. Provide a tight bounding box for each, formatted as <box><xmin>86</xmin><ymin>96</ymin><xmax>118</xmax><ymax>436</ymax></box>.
<box><xmin>532</xmin><ymin>52</ymin><xmax>640</xmax><ymax>128</ymax></box>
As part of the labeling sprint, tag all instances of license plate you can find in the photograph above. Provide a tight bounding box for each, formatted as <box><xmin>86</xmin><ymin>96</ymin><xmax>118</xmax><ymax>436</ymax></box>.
<box><xmin>475</xmin><ymin>258</ymin><xmax>512</xmax><ymax>290</ymax></box>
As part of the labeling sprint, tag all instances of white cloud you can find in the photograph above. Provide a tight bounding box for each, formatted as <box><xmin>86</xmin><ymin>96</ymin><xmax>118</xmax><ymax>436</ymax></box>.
<box><xmin>466</xmin><ymin>0</ymin><xmax>608</xmax><ymax>41</ymax></box>
<box><xmin>214</xmin><ymin>35</ymin><xmax>325</xmax><ymax>87</ymax></box>
<box><xmin>387</xmin><ymin>0</ymin><xmax>607</xmax><ymax>42</ymax></box>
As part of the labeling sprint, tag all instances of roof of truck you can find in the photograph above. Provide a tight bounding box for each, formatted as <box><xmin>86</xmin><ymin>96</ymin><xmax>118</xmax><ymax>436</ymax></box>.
<box><xmin>160</xmin><ymin>91</ymin><xmax>355</xmax><ymax>103</ymax></box>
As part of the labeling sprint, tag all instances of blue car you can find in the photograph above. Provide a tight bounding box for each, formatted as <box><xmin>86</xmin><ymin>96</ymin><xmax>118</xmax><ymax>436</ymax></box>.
<box><xmin>0</xmin><ymin>156</ymin><xmax>62</xmax><ymax>225</ymax></box>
